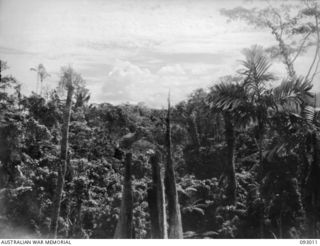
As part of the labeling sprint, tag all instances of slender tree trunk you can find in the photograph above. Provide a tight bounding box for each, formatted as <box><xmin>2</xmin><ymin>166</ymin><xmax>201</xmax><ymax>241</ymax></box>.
<box><xmin>224</xmin><ymin>113</ymin><xmax>236</xmax><ymax>205</ymax></box>
<box><xmin>36</xmin><ymin>73</ymin><xmax>39</xmax><ymax>94</ymax></box>
<box><xmin>40</xmin><ymin>77</ymin><xmax>43</xmax><ymax>96</ymax></box>
<box><xmin>164</xmin><ymin>98</ymin><xmax>183</xmax><ymax>239</ymax></box>
<box><xmin>147</xmin><ymin>152</ymin><xmax>167</xmax><ymax>239</ymax></box>
<box><xmin>50</xmin><ymin>84</ymin><xmax>74</xmax><ymax>238</ymax></box>
<box><xmin>114</xmin><ymin>153</ymin><xmax>134</xmax><ymax>239</ymax></box>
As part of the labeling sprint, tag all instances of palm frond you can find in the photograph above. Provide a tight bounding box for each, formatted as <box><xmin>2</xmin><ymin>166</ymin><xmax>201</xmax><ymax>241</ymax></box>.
<box><xmin>272</xmin><ymin>77</ymin><xmax>313</xmax><ymax>113</ymax></box>
<box><xmin>240</xmin><ymin>45</ymin><xmax>275</xmax><ymax>93</ymax></box>
<box><xmin>209</xmin><ymin>82</ymin><xmax>248</xmax><ymax>112</ymax></box>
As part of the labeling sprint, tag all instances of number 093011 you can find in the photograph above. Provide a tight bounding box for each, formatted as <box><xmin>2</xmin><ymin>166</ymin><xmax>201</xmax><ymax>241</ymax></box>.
<box><xmin>300</xmin><ymin>240</ymin><xmax>318</xmax><ymax>244</ymax></box>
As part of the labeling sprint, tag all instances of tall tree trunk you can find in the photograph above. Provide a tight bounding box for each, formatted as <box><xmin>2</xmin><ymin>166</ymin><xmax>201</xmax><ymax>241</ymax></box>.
<box><xmin>164</xmin><ymin>97</ymin><xmax>183</xmax><ymax>239</ymax></box>
<box><xmin>114</xmin><ymin>153</ymin><xmax>134</xmax><ymax>239</ymax></box>
<box><xmin>40</xmin><ymin>77</ymin><xmax>43</xmax><ymax>96</ymax></box>
<box><xmin>224</xmin><ymin>113</ymin><xmax>236</xmax><ymax>205</ymax></box>
<box><xmin>36</xmin><ymin>73</ymin><xmax>39</xmax><ymax>95</ymax></box>
<box><xmin>147</xmin><ymin>152</ymin><xmax>167</xmax><ymax>239</ymax></box>
<box><xmin>50</xmin><ymin>84</ymin><xmax>74</xmax><ymax>238</ymax></box>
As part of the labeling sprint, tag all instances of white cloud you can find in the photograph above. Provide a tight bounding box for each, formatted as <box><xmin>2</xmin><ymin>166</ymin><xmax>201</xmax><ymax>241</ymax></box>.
<box><xmin>158</xmin><ymin>64</ymin><xmax>186</xmax><ymax>76</ymax></box>
<box><xmin>95</xmin><ymin>60</ymin><xmax>229</xmax><ymax>108</ymax></box>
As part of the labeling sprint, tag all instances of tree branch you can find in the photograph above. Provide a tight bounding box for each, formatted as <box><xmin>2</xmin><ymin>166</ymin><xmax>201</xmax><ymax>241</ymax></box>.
<box><xmin>306</xmin><ymin>13</ymin><xmax>320</xmax><ymax>82</ymax></box>
<box><xmin>291</xmin><ymin>31</ymin><xmax>313</xmax><ymax>64</ymax></box>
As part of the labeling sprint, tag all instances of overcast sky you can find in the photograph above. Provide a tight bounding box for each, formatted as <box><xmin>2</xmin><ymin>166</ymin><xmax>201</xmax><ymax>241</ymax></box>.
<box><xmin>0</xmin><ymin>0</ymin><xmax>317</xmax><ymax>108</ymax></box>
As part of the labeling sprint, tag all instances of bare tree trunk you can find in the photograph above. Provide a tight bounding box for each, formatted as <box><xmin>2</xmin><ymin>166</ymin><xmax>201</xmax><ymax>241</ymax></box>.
<box><xmin>164</xmin><ymin>97</ymin><xmax>183</xmax><ymax>239</ymax></box>
<box><xmin>147</xmin><ymin>152</ymin><xmax>167</xmax><ymax>239</ymax></box>
<box><xmin>40</xmin><ymin>77</ymin><xmax>43</xmax><ymax>96</ymax></box>
<box><xmin>50</xmin><ymin>84</ymin><xmax>74</xmax><ymax>238</ymax></box>
<box><xmin>114</xmin><ymin>153</ymin><xmax>134</xmax><ymax>239</ymax></box>
<box><xmin>224</xmin><ymin>113</ymin><xmax>237</xmax><ymax>205</ymax></box>
<box><xmin>36</xmin><ymin>73</ymin><xmax>39</xmax><ymax>95</ymax></box>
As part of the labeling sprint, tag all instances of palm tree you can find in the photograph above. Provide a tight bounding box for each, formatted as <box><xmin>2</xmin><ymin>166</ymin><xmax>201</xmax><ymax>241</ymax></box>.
<box><xmin>30</xmin><ymin>64</ymin><xmax>50</xmax><ymax>96</ymax></box>
<box><xmin>239</xmin><ymin>45</ymin><xmax>275</xmax><ymax>173</ymax></box>
<box><xmin>270</xmin><ymin>77</ymin><xmax>315</xmax><ymax>237</ymax></box>
<box><xmin>208</xmin><ymin>78</ymin><xmax>249</xmax><ymax>205</ymax></box>
<box><xmin>239</xmin><ymin>47</ymin><xmax>317</xmax><ymax>237</ymax></box>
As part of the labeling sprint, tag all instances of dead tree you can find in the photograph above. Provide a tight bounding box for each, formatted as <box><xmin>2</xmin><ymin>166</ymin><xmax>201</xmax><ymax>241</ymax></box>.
<box><xmin>50</xmin><ymin>81</ymin><xmax>74</xmax><ymax>238</ymax></box>
<box><xmin>147</xmin><ymin>151</ymin><xmax>167</xmax><ymax>238</ymax></box>
<box><xmin>164</xmin><ymin>95</ymin><xmax>183</xmax><ymax>239</ymax></box>
<box><xmin>114</xmin><ymin>153</ymin><xmax>134</xmax><ymax>238</ymax></box>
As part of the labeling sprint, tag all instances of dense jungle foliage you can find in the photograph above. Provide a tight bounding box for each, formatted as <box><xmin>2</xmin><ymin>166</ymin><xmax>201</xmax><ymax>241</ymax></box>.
<box><xmin>1</xmin><ymin>0</ymin><xmax>320</xmax><ymax>239</ymax></box>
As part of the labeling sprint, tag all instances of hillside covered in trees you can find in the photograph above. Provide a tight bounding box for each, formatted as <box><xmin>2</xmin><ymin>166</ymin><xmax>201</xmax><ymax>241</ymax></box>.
<box><xmin>1</xmin><ymin>0</ymin><xmax>320</xmax><ymax>240</ymax></box>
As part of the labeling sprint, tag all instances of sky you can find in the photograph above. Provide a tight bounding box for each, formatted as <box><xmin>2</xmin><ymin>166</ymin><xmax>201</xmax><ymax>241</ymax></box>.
<box><xmin>0</xmin><ymin>0</ymin><xmax>317</xmax><ymax>108</ymax></box>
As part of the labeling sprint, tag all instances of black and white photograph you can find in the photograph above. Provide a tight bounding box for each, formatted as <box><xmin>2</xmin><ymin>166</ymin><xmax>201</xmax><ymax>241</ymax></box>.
<box><xmin>1</xmin><ymin>0</ymin><xmax>320</xmax><ymax>240</ymax></box>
